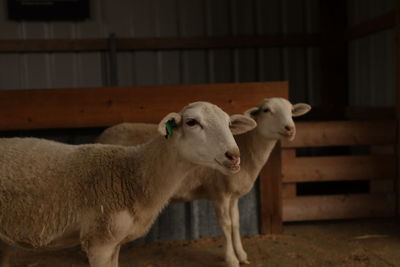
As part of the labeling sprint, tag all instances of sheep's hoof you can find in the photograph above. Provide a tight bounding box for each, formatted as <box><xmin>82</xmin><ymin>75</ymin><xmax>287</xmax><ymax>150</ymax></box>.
<box><xmin>226</xmin><ymin>258</ymin><xmax>240</xmax><ymax>267</ymax></box>
<box><xmin>241</xmin><ymin>259</ymin><xmax>250</xmax><ymax>265</ymax></box>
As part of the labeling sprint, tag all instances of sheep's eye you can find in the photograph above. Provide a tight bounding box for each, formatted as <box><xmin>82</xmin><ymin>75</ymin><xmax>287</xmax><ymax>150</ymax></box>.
<box><xmin>263</xmin><ymin>108</ymin><xmax>270</xmax><ymax>113</ymax></box>
<box><xmin>186</xmin><ymin>119</ymin><xmax>198</xmax><ymax>126</ymax></box>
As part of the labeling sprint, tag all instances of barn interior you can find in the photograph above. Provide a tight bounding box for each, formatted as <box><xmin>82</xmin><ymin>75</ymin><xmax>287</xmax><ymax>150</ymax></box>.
<box><xmin>1</xmin><ymin>0</ymin><xmax>400</xmax><ymax>266</ymax></box>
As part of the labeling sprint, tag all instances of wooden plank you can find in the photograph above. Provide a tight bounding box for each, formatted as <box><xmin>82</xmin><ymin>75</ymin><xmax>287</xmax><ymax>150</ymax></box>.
<box><xmin>370</xmin><ymin>180</ymin><xmax>395</xmax><ymax>194</ymax></box>
<box><xmin>396</xmin><ymin>0</ymin><xmax>400</xmax><ymax>219</ymax></box>
<box><xmin>0</xmin><ymin>35</ymin><xmax>321</xmax><ymax>53</ymax></box>
<box><xmin>346</xmin><ymin>11</ymin><xmax>395</xmax><ymax>40</ymax></box>
<box><xmin>259</xmin><ymin>143</ymin><xmax>283</xmax><ymax>234</ymax></box>
<box><xmin>370</xmin><ymin>145</ymin><xmax>395</xmax><ymax>155</ymax></box>
<box><xmin>0</xmin><ymin>82</ymin><xmax>288</xmax><ymax>130</ymax></box>
<box><xmin>297</xmin><ymin>106</ymin><xmax>396</xmax><ymax>121</ymax></box>
<box><xmin>320</xmin><ymin>0</ymin><xmax>348</xmax><ymax>107</ymax></box>
<box><xmin>345</xmin><ymin>107</ymin><xmax>396</xmax><ymax>120</ymax></box>
<box><xmin>282</xmin><ymin>149</ymin><xmax>296</xmax><ymax>163</ymax></box>
<box><xmin>283</xmin><ymin>121</ymin><xmax>396</xmax><ymax>148</ymax></box>
<box><xmin>282</xmin><ymin>155</ymin><xmax>395</xmax><ymax>183</ymax></box>
<box><xmin>283</xmin><ymin>194</ymin><xmax>396</xmax><ymax>221</ymax></box>
<box><xmin>282</xmin><ymin>184</ymin><xmax>296</xmax><ymax>199</ymax></box>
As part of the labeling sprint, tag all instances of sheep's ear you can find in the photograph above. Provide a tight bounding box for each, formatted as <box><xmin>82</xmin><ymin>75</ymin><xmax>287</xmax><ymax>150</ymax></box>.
<box><xmin>292</xmin><ymin>103</ymin><xmax>311</xmax><ymax>117</ymax></box>
<box><xmin>230</xmin><ymin>114</ymin><xmax>257</xmax><ymax>135</ymax></box>
<box><xmin>244</xmin><ymin>107</ymin><xmax>260</xmax><ymax>118</ymax></box>
<box><xmin>158</xmin><ymin>112</ymin><xmax>182</xmax><ymax>138</ymax></box>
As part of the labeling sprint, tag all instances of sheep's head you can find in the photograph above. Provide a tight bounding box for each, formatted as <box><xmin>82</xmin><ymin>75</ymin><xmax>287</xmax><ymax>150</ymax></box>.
<box><xmin>245</xmin><ymin>98</ymin><xmax>311</xmax><ymax>141</ymax></box>
<box><xmin>158</xmin><ymin>102</ymin><xmax>256</xmax><ymax>175</ymax></box>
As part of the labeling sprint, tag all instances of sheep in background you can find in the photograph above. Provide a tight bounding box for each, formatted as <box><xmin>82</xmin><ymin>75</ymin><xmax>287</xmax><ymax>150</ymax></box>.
<box><xmin>96</xmin><ymin>98</ymin><xmax>311</xmax><ymax>267</ymax></box>
<box><xmin>0</xmin><ymin>101</ymin><xmax>257</xmax><ymax>267</ymax></box>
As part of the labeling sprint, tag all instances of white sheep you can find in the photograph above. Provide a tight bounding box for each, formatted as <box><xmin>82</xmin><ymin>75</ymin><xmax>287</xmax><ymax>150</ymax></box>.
<box><xmin>96</xmin><ymin>98</ymin><xmax>311</xmax><ymax>267</ymax></box>
<box><xmin>0</xmin><ymin>101</ymin><xmax>257</xmax><ymax>267</ymax></box>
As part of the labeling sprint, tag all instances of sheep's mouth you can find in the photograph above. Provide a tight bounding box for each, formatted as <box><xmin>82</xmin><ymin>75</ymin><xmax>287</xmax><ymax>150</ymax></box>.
<box><xmin>278</xmin><ymin>132</ymin><xmax>294</xmax><ymax>138</ymax></box>
<box><xmin>278</xmin><ymin>132</ymin><xmax>295</xmax><ymax>142</ymax></box>
<box><xmin>215</xmin><ymin>158</ymin><xmax>240</xmax><ymax>172</ymax></box>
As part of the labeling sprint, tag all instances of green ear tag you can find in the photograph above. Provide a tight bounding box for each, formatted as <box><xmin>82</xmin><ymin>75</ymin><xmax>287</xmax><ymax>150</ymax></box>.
<box><xmin>165</xmin><ymin>119</ymin><xmax>177</xmax><ymax>139</ymax></box>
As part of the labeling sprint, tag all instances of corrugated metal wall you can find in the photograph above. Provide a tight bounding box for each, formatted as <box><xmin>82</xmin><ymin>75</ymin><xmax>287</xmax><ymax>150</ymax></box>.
<box><xmin>0</xmin><ymin>0</ymin><xmax>321</xmax><ymax>104</ymax></box>
<box><xmin>348</xmin><ymin>0</ymin><xmax>395</xmax><ymax>107</ymax></box>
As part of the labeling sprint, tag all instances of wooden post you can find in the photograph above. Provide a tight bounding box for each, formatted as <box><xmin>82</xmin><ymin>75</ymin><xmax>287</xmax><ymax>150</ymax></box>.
<box><xmin>259</xmin><ymin>143</ymin><xmax>283</xmax><ymax>234</ymax></box>
<box><xmin>395</xmin><ymin>0</ymin><xmax>400</xmax><ymax>219</ymax></box>
<box><xmin>319</xmin><ymin>0</ymin><xmax>348</xmax><ymax>106</ymax></box>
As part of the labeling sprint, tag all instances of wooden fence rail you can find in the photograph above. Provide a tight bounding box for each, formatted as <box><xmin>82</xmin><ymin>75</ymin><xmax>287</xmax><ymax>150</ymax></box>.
<box><xmin>0</xmin><ymin>82</ymin><xmax>287</xmax><ymax>131</ymax></box>
<box><xmin>281</xmin><ymin>120</ymin><xmax>397</xmax><ymax>222</ymax></box>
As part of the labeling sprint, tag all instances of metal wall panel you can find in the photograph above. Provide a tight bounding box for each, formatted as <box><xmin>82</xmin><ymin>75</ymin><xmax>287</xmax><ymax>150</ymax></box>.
<box><xmin>348</xmin><ymin>0</ymin><xmax>395</xmax><ymax>107</ymax></box>
<box><xmin>0</xmin><ymin>0</ymin><xmax>321</xmax><ymax>102</ymax></box>
<box><xmin>0</xmin><ymin>0</ymin><xmax>320</xmax><ymax>241</ymax></box>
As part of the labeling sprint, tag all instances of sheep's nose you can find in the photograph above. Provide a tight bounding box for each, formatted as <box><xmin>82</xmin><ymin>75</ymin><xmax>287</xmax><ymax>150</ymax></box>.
<box><xmin>285</xmin><ymin>125</ymin><xmax>294</xmax><ymax>133</ymax></box>
<box><xmin>225</xmin><ymin>148</ymin><xmax>240</xmax><ymax>164</ymax></box>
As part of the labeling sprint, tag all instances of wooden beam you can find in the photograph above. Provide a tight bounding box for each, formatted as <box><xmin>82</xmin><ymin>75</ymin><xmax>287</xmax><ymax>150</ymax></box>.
<box><xmin>370</xmin><ymin>145</ymin><xmax>395</xmax><ymax>155</ymax></box>
<box><xmin>345</xmin><ymin>107</ymin><xmax>396</xmax><ymax>120</ymax></box>
<box><xmin>346</xmin><ymin>11</ymin><xmax>395</xmax><ymax>40</ymax></box>
<box><xmin>297</xmin><ymin>106</ymin><xmax>396</xmax><ymax>121</ymax></box>
<box><xmin>281</xmin><ymin>149</ymin><xmax>296</xmax><ymax>163</ymax></box>
<box><xmin>0</xmin><ymin>82</ymin><xmax>288</xmax><ymax>131</ymax></box>
<box><xmin>320</xmin><ymin>0</ymin><xmax>348</xmax><ymax>107</ymax></box>
<box><xmin>282</xmin><ymin>184</ymin><xmax>297</xmax><ymax>198</ymax></box>
<box><xmin>0</xmin><ymin>34</ymin><xmax>320</xmax><ymax>53</ymax></box>
<box><xmin>282</xmin><ymin>155</ymin><xmax>395</xmax><ymax>183</ymax></box>
<box><xmin>396</xmin><ymin>0</ymin><xmax>400</xmax><ymax>219</ymax></box>
<box><xmin>370</xmin><ymin>180</ymin><xmax>395</xmax><ymax>193</ymax></box>
<box><xmin>283</xmin><ymin>193</ymin><xmax>396</xmax><ymax>222</ymax></box>
<box><xmin>283</xmin><ymin>121</ymin><xmax>396</xmax><ymax>148</ymax></box>
<box><xmin>259</xmin><ymin>143</ymin><xmax>283</xmax><ymax>234</ymax></box>
<box><xmin>0</xmin><ymin>39</ymin><xmax>107</xmax><ymax>53</ymax></box>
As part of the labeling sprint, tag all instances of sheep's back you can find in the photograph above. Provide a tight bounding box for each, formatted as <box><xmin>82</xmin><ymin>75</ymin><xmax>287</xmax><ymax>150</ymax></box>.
<box><xmin>97</xmin><ymin>123</ymin><xmax>157</xmax><ymax>146</ymax></box>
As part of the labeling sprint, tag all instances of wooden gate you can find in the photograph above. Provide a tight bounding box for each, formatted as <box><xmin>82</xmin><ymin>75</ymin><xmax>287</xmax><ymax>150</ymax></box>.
<box><xmin>281</xmin><ymin>120</ymin><xmax>397</xmax><ymax>221</ymax></box>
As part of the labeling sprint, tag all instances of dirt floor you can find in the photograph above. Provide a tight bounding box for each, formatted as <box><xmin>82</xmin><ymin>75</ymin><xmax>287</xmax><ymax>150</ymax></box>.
<box><xmin>10</xmin><ymin>219</ymin><xmax>400</xmax><ymax>267</ymax></box>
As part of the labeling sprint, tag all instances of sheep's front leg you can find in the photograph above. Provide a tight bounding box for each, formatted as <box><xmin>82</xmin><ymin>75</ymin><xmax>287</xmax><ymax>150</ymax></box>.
<box><xmin>111</xmin><ymin>244</ymin><xmax>121</xmax><ymax>267</ymax></box>
<box><xmin>213</xmin><ymin>197</ymin><xmax>239</xmax><ymax>267</ymax></box>
<box><xmin>230</xmin><ymin>198</ymin><xmax>249</xmax><ymax>264</ymax></box>
<box><xmin>0</xmin><ymin>242</ymin><xmax>10</xmax><ymax>267</ymax></box>
<box><xmin>85</xmin><ymin>243</ymin><xmax>117</xmax><ymax>267</ymax></box>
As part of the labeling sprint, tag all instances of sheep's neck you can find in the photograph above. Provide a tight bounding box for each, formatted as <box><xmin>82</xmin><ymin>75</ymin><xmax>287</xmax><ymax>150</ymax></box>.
<box><xmin>236</xmin><ymin>130</ymin><xmax>278</xmax><ymax>180</ymax></box>
<box><xmin>131</xmin><ymin>136</ymin><xmax>194</xmax><ymax>209</ymax></box>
